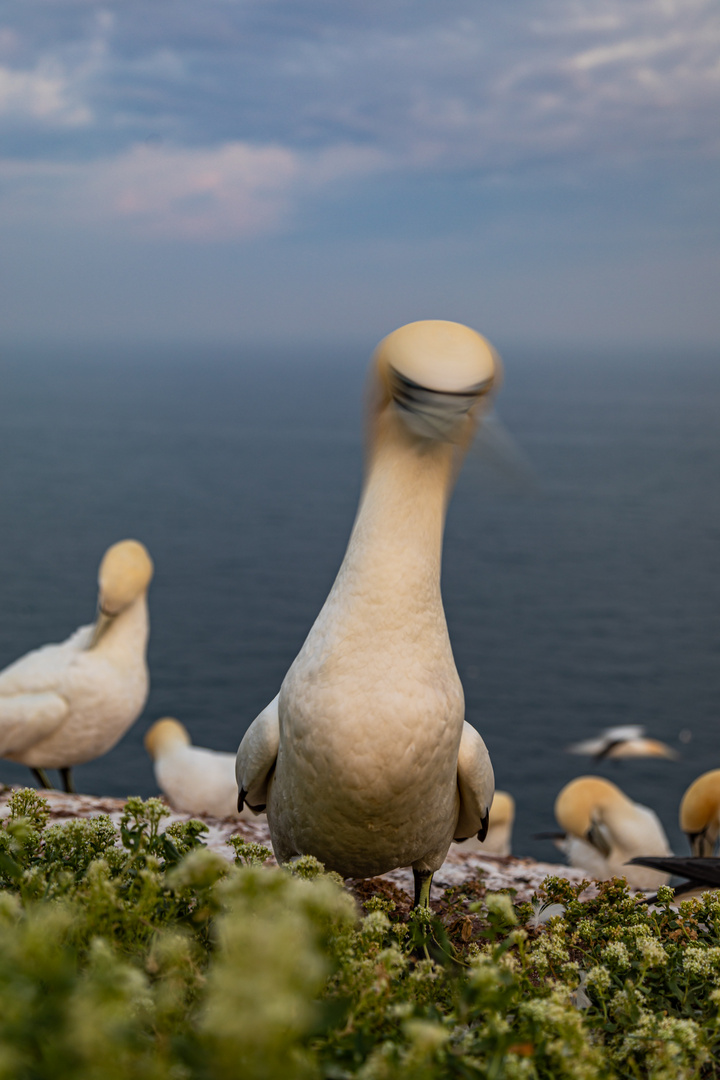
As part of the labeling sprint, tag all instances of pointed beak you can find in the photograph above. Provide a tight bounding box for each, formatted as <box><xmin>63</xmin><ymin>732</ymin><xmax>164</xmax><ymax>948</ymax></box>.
<box><xmin>87</xmin><ymin>608</ymin><xmax>117</xmax><ymax>649</ymax></box>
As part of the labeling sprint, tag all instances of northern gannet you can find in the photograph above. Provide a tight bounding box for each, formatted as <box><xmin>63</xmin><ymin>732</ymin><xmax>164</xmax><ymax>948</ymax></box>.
<box><xmin>0</xmin><ymin>539</ymin><xmax>153</xmax><ymax>792</ymax></box>
<box><xmin>567</xmin><ymin>725</ymin><xmax>678</xmax><ymax>761</ymax></box>
<box><xmin>455</xmin><ymin>790</ymin><xmax>514</xmax><ymax>855</ymax></box>
<box><xmin>237</xmin><ymin>320</ymin><xmax>498</xmax><ymax>906</ymax></box>
<box><xmin>677</xmin><ymin>769</ymin><xmax>720</xmax><ymax>856</ymax></box>
<box><xmin>550</xmin><ymin>776</ymin><xmax>671</xmax><ymax>890</ymax></box>
<box><xmin>145</xmin><ymin>717</ymin><xmax>252</xmax><ymax>819</ymax></box>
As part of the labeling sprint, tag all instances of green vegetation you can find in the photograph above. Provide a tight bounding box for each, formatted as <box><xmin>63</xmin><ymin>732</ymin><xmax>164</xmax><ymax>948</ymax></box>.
<box><xmin>0</xmin><ymin>790</ymin><xmax>719</xmax><ymax>1078</ymax></box>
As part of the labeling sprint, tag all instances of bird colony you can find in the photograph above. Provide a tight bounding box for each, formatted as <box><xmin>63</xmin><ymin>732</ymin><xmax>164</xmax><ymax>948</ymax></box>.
<box><xmin>0</xmin><ymin>321</ymin><xmax>711</xmax><ymax>905</ymax></box>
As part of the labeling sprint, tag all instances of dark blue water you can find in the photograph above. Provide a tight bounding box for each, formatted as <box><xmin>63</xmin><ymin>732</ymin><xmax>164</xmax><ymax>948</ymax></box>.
<box><xmin>0</xmin><ymin>342</ymin><xmax>718</xmax><ymax>860</ymax></box>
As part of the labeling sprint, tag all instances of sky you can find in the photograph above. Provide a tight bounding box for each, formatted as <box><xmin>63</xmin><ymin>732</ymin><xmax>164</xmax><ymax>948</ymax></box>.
<box><xmin>1</xmin><ymin>0</ymin><xmax>719</xmax><ymax>352</ymax></box>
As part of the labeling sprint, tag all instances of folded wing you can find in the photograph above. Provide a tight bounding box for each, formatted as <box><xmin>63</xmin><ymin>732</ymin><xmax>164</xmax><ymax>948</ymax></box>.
<box><xmin>455</xmin><ymin>721</ymin><xmax>494</xmax><ymax>841</ymax></box>
<box><xmin>236</xmin><ymin>694</ymin><xmax>280</xmax><ymax>813</ymax></box>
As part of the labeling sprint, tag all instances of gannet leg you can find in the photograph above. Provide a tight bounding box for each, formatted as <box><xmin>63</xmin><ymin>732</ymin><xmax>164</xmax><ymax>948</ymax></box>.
<box><xmin>413</xmin><ymin>868</ymin><xmax>434</xmax><ymax>908</ymax></box>
<box><xmin>31</xmin><ymin>767</ymin><xmax>52</xmax><ymax>789</ymax></box>
<box><xmin>59</xmin><ymin>767</ymin><xmax>75</xmax><ymax>794</ymax></box>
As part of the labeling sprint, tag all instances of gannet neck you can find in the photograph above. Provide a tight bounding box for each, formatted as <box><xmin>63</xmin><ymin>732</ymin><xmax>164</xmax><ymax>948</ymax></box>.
<box><xmin>91</xmin><ymin>594</ymin><xmax>149</xmax><ymax>663</ymax></box>
<box><xmin>343</xmin><ymin>408</ymin><xmax>457</xmax><ymax>603</ymax></box>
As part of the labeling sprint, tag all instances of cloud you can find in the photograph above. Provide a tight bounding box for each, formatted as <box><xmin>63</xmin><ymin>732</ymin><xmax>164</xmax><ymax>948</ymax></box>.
<box><xmin>0</xmin><ymin>0</ymin><xmax>718</xmax><ymax>241</ymax></box>
<box><xmin>0</xmin><ymin>61</ymin><xmax>91</xmax><ymax>125</ymax></box>
<box><xmin>0</xmin><ymin>139</ymin><xmax>388</xmax><ymax>240</ymax></box>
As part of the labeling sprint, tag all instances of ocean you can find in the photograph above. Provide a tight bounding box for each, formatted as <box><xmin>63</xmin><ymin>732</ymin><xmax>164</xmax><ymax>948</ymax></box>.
<box><xmin>0</xmin><ymin>341</ymin><xmax>718</xmax><ymax>860</ymax></box>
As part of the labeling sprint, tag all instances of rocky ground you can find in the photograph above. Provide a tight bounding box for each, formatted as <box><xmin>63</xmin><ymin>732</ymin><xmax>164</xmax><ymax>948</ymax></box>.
<box><xmin>0</xmin><ymin>787</ymin><xmax>588</xmax><ymax>905</ymax></box>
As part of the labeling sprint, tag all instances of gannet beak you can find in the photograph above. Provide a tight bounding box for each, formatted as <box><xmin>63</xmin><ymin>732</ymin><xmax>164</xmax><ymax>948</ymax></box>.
<box><xmin>87</xmin><ymin>608</ymin><xmax>117</xmax><ymax>649</ymax></box>
<box><xmin>586</xmin><ymin>821</ymin><xmax>612</xmax><ymax>858</ymax></box>
<box><xmin>687</xmin><ymin>828</ymin><xmax>712</xmax><ymax>857</ymax></box>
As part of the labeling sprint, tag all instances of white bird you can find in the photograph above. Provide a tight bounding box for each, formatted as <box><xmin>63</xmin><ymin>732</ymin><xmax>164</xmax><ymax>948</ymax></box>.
<box><xmin>145</xmin><ymin>717</ymin><xmax>253</xmax><ymax>819</ymax></box>
<box><xmin>455</xmin><ymin>790</ymin><xmax>514</xmax><ymax>855</ymax></box>
<box><xmin>567</xmin><ymin>725</ymin><xmax>678</xmax><ymax>761</ymax></box>
<box><xmin>551</xmin><ymin>776</ymin><xmax>671</xmax><ymax>891</ymax></box>
<box><xmin>237</xmin><ymin>320</ymin><xmax>498</xmax><ymax>907</ymax></box>
<box><xmin>0</xmin><ymin>539</ymin><xmax>153</xmax><ymax>792</ymax></box>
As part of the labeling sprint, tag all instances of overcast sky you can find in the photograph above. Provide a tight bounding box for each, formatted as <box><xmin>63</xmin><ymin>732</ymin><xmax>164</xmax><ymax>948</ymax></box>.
<box><xmin>1</xmin><ymin>0</ymin><xmax>718</xmax><ymax>352</ymax></box>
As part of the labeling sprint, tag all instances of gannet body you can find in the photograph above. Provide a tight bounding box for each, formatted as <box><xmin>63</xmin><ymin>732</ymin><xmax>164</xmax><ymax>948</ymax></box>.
<box><xmin>0</xmin><ymin>540</ymin><xmax>153</xmax><ymax>791</ymax></box>
<box><xmin>553</xmin><ymin>776</ymin><xmax>671</xmax><ymax>890</ymax></box>
<box><xmin>567</xmin><ymin>725</ymin><xmax>678</xmax><ymax>761</ymax></box>
<box><xmin>145</xmin><ymin>717</ymin><xmax>252</xmax><ymax>819</ymax></box>
<box><xmin>678</xmin><ymin>769</ymin><xmax>720</xmax><ymax>856</ymax></box>
<box><xmin>238</xmin><ymin>321</ymin><xmax>497</xmax><ymax>903</ymax></box>
<box><xmin>455</xmin><ymin>790</ymin><xmax>514</xmax><ymax>855</ymax></box>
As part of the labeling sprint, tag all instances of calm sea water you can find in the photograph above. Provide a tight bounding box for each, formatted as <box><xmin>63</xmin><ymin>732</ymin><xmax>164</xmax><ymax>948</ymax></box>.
<box><xmin>0</xmin><ymin>342</ymin><xmax>718</xmax><ymax>860</ymax></box>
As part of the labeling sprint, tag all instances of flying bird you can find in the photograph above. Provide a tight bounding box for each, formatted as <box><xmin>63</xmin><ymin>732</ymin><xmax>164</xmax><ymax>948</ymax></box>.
<box><xmin>0</xmin><ymin>540</ymin><xmax>153</xmax><ymax>793</ymax></box>
<box><xmin>455</xmin><ymin>790</ymin><xmax>514</xmax><ymax>856</ymax></box>
<box><xmin>566</xmin><ymin>725</ymin><xmax>678</xmax><ymax>762</ymax></box>
<box><xmin>145</xmin><ymin>717</ymin><xmax>252</xmax><ymax>819</ymax></box>
<box><xmin>546</xmin><ymin>775</ymin><xmax>671</xmax><ymax>891</ymax></box>
<box><xmin>237</xmin><ymin>320</ymin><xmax>498</xmax><ymax>907</ymax></box>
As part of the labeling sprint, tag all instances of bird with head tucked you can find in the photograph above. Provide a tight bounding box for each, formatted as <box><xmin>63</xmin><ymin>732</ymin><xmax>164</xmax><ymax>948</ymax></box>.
<box><xmin>237</xmin><ymin>320</ymin><xmax>499</xmax><ymax>907</ymax></box>
<box><xmin>550</xmin><ymin>775</ymin><xmax>671</xmax><ymax>891</ymax></box>
<box><xmin>145</xmin><ymin>717</ymin><xmax>253</xmax><ymax>819</ymax></box>
<box><xmin>0</xmin><ymin>539</ymin><xmax>153</xmax><ymax>793</ymax></box>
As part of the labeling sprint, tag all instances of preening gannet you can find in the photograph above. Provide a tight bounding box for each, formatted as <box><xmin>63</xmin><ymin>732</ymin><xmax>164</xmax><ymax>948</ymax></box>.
<box><xmin>145</xmin><ymin>717</ymin><xmax>252</xmax><ymax>819</ymax></box>
<box><xmin>678</xmin><ymin>769</ymin><xmax>720</xmax><ymax>856</ymax></box>
<box><xmin>455</xmin><ymin>790</ymin><xmax>514</xmax><ymax>855</ymax></box>
<box><xmin>0</xmin><ymin>540</ymin><xmax>153</xmax><ymax>792</ymax></box>
<box><xmin>567</xmin><ymin>725</ymin><xmax>678</xmax><ymax>761</ymax></box>
<box><xmin>552</xmin><ymin>776</ymin><xmax>671</xmax><ymax>890</ymax></box>
<box><xmin>237</xmin><ymin>320</ymin><xmax>498</xmax><ymax>906</ymax></box>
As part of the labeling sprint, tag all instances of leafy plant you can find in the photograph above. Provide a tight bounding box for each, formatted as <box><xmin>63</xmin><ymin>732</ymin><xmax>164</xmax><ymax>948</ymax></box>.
<box><xmin>0</xmin><ymin>789</ymin><xmax>719</xmax><ymax>1078</ymax></box>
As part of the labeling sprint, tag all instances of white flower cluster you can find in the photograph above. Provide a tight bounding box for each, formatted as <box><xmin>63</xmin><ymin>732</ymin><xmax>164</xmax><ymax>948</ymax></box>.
<box><xmin>682</xmin><ymin>945</ymin><xmax>720</xmax><ymax>977</ymax></box>
<box><xmin>601</xmin><ymin>941</ymin><xmax>631</xmax><ymax>970</ymax></box>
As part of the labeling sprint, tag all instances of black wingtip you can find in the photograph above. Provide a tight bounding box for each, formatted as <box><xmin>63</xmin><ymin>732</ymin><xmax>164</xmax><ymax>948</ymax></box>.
<box><xmin>238</xmin><ymin>788</ymin><xmax>247</xmax><ymax>813</ymax></box>
<box><xmin>477</xmin><ymin>809</ymin><xmax>490</xmax><ymax>844</ymax></box>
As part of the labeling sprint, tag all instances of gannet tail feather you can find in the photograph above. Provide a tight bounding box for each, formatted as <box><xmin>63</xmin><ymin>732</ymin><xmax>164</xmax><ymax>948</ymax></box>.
<box><xmin>455</xmin><ymin>721</ymin><xmax>494</xmax><ymax>841</ymax></box>
<box><xmin>236</xmin><ymin>694</ymin><xmax>280</xmax><ymax>815</ymax></box>
<box><xmin>629</xmin><ymin>855</ymin><xmax>720</xmax><ymax>889</ymax></box>
<box><xmin>0</xmin><ymin>692</ymin><xmax>69</xmax><ymax>756</ymax></box>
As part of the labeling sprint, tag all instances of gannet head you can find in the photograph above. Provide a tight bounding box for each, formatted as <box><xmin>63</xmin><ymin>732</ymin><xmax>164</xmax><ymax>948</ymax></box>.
<box><xmin>555</xmin><ymin>776</ymin><xmax>628</xmax><ymax>857</ymax></box>
<box><xmin>144</xmin><ymin>717</ymin><xmax>191</xmax><ymax>760</ymax></box>
<box><xmin>89</xmin><ymin>539</ymin><xmax>154</xmax><ymax>646</ymax></box>
<box><xmin>680</xmin><ymin>770</ymin><xmax>720</xmax><ymax>856</ymax></box>
<box><xmin>373</xmin><ymin>320</ymin><xmax>500</xmax><ymax>443</ymax></box>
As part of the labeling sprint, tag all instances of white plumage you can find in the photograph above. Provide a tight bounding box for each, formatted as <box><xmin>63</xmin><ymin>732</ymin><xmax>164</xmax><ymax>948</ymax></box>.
<box><xmin>145</xmin><ymin>717</ymin><xmax>252</xmax><ymax>819</ymax></box>
<box><xmin>0</xmin><ymin>540</ymin><xmax>153</xmax><ymax>791</ymax></box>
<box><xmin>237</xmin><ymin>320</ymin><xmax>498</xmax><ymax>905</ymax></box>
<box><xmin>553</xmin><ymin>775</ymin><xmax>671</xmax><ymax>891</ymax></box>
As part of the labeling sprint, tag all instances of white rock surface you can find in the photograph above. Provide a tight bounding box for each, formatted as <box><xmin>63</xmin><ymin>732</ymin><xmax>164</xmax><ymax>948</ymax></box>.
<box><xmin>0</xmin><ymin>788</ymin><xmax>588</xmax><ymax>903</ymax></box>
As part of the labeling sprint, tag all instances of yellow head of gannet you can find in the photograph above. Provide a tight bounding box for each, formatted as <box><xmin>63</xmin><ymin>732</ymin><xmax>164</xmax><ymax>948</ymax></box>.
<box><xmin>237</xmin><ymin>320</ymin><xmax>499</xmax><ymax>908</ymax></box>
<box><xmin>373</xmin><ymin>319</ymin><xmax>499</xmax><ymax>446</ymax></box>
<box><xmin>680</xmin><ymin>770</ymin><xmax>720</xmax><ymax>856</ymax></box>
<box><xmin>0</xmin><ymin>538</ymin><xmax>153</xmax><ymax>793</ymax></box>
<box><xmin>144</xmin><ymin>717</ymin><xmax>191</xmax><ymax>760</ymax></box>
<box><xmin>554</xmin><ymin>775</ymin><xmax>671</xmax><ymax>890</ymax></box>
<box><xmin>91</xmin><ymin>540</ymin><xmax>154</xmax><ymax>646</ymax></box>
